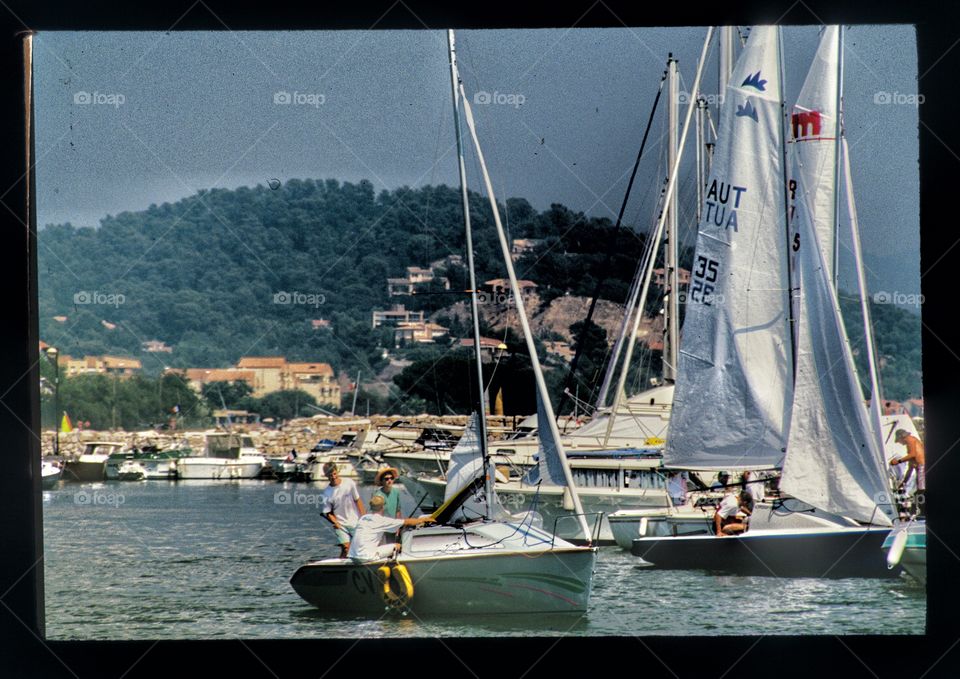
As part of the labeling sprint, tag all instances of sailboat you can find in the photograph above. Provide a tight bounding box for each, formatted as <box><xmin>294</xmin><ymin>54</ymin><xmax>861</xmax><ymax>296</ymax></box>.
<box><xmin>630</xmin><ymin>25</ymin><xmax>901</xmax><ymax>578</ymax></box>
<box><xmin>288</xmin><ymin>30</ymin><xmax>597</xmax><ymax>616</ymax></box>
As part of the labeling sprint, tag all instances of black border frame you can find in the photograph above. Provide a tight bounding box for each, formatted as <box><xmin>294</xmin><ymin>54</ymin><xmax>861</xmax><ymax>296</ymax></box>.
<box><xmin>1</xmin><ymin>1</ymin><xmax>957</xmax><ymax>676</ymax></box>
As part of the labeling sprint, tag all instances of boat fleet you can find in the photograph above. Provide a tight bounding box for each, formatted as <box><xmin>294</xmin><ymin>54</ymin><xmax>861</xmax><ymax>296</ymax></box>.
<box><xmin>43</xmin><ymin>25</ymin><xmax>926</xmax><ymax>617</ymax></box>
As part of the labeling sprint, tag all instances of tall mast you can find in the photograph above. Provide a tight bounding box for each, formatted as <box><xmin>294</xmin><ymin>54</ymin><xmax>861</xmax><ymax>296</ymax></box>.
<box><xmin>718</xmin><ymin>26</ymin><xmax>735</xmax><ymax>124</ymax></box>
<box><xmin>447</xmin><ymin>29</ymin><xmax>492</xmax><ymax>513</ymax></box>
<box><xmin>832</xmin><ymin>26</ymin><xmax>845</xmax><ymax>293</ymax></box>
<box><xmin>456</xmin><ymin>73</ymin><xmax>593</xmax><ymax>542</ymax></box>
<box><xmin>603</xmin><ymin>28</ymin><xmax>714</xmax><ymax>444</ymax></box>
<box><xmin>662</xmin><ymin>54</ymin><xmax>680</xmax><ymax>383</ymax></box>
<box><xmin>843</xmin><ymin>136</ymin><xmax>886</xmax><ymax>463</ymax></box>
<box><xmin>778</xmin><ymin>26</ymin><xmax>797</xmax><ymax>379</ymax></box>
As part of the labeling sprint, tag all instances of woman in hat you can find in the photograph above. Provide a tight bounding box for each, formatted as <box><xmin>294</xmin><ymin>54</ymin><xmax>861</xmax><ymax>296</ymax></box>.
<box><xmin>373</xmin><ymin>467</ymin><xmax>402</xmax><ymax>519</ymax></box>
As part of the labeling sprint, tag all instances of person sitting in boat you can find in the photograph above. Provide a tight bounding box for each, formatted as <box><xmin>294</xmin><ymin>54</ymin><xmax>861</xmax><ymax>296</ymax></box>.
<box><xmin>710</xmin><ymin>471</ymin><xmax>730</xmax><ymax>490</ymax></box>
<box><xmin>321</xmin><ymin>462</ymin><xmax>365</xmax><ymax>558</ymax></box>
<box><xmin>714</xmin><ymin>490</ymin><xmax>752</xmax><ymax>536</ymax></box>
<box><xmin>373</xmin><ymin>467</ymin><xmax>402</xmax><ymax>519</ymax></box>
<box><xmin>285</xmin><ymin>448</ymin><xmax>297</xmax><ymax>462</ymax></box>
<box><xmin>890</xmin><ymin>429</ymin><xmax>925</xmax><ymax>513</ymax></box>
<box><xmin>348</xmin><ymin>495</ymin><xmax>434</xmax><ymax>562</ymax></box>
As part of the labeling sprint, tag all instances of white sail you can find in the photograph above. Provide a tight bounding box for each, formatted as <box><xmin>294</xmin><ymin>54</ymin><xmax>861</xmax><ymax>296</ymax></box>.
<box><xmin>780</xmin><ymin>181</ymin><xmax>893</xmax><ymax>526</ymax></box>
<box><xmin>789</xmin><ymin>25</ymin><xmax>840</xmax><ymax>286</ymax></box>
<box><xmin>664</xmin><ymin>25</ymin><xmax>793</xmax><ymax>469</ymax></box>
<box><xmin>443</xmin><ymin>412</ymin><xmax>483</xmax><ymax>502</ymax></box>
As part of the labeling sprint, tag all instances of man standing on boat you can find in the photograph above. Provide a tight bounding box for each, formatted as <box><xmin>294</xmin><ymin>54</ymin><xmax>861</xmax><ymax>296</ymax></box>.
<box><xmin>890</xmin><ymin>429</ymin><xmax>925</xmax><ymax>514</ymax></box>
<box><xmin>321</xmin><ymin>462</ymin><xmax>365</xmax><ymax>558</ymax></box>
<box><xmin>349</xmin><ymin>495</ymin><xmax>434</xmax><ymax>561</ymax></box>
<box><xmin>373</xmin><ymin>467</ymin><xmax>402</xmax><ymax>518</ymax></box>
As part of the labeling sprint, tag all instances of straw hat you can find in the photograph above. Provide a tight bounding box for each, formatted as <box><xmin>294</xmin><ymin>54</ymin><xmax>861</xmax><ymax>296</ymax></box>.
<box><xmin>374</xmin><ymin>467</ymin><xmax>399</xmax><ymax>485</ymax></box>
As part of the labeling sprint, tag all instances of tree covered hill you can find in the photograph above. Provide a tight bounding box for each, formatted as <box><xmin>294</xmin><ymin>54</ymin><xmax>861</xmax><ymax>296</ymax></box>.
<box><xmin>38</xmin><ymin>178</ymin><xmax>923</xmax><ymax>404</ymax></box>
<box><xmin>38</xmin><ymin>179</ymin><xmax>647</xmax><ymax>381</ymax></box>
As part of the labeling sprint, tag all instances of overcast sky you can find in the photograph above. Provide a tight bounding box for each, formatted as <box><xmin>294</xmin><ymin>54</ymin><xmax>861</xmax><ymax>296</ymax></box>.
<box><xmin>33</xmin><ymin>26</ymin><xmax>920</xmax><ymax>299</ymax></box>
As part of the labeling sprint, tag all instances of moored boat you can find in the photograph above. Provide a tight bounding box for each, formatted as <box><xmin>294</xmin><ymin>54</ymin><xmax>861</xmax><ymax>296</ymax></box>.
<box><xmin>63</xmin><ymin>441</ymin><xmax>125</xmax><ymax>482</ymax></box>
<box><xmin>176</xmin><ymin>432</ymin><xmax>265</xmax><ymax>480</ymax></box>
<box><xmin>41</xmin><ymin>459</ymin><xmax>63</xmax><ymax>489</ymax></box>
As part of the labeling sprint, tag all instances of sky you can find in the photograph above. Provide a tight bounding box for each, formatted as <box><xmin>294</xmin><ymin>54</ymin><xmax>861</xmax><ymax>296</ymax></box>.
<box><xmin>32</xmin><ymin>26</ymin><xmax>920</xmax><ymax>300</ymax></box>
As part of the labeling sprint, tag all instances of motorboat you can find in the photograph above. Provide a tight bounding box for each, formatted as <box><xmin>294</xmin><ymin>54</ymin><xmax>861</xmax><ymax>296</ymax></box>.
<box><xmin>41</xmin><ymin>459</ymin><xmax>63</xmax><ymax>489</ymax></box>
<box><xmin>176</xmin><ymin>432</ymin><xmax>265</xmax><ymax>480</ymax></box>
<box><xmin>63</xmin><ymin>441</ymin><xmax>126</xmax><ymax>482</ymax></box>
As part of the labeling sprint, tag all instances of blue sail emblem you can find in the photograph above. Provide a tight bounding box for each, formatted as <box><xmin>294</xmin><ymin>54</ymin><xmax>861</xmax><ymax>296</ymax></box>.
<box><xmin>736</xmin><ymin>99</ymin><xmax>759</xmax><ymax>122</ymax></box>
<box><xmin>741</xmin><ymin>71</ymin><xmax>767</xmax><ymax>91</ymax></box>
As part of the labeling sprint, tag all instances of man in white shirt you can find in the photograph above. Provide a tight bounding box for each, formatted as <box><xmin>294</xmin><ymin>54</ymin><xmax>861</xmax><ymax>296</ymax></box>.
<box><xmin>349</xmin><ymin>495</ymin><xmax>434</xmax><ymax>561</ymax></box>
<box><xmin>321</xmin><ymin>463</ymin><xmax>365</xmax><ymax>558</ymax></box>
<box><xmin>714</xmin><ymin>491</ymin><xmax>751</xmax><ymax>536</ymax></box>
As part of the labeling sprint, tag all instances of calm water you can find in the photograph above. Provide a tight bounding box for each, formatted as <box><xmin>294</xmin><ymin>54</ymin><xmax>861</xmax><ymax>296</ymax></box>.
<box><xmin>42</xmin><ymin>480</ymin><xmax>925</xmax><ymax>639</ymax></box>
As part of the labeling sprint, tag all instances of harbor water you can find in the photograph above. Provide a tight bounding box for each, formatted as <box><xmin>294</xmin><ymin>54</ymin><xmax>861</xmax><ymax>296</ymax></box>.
<box><xmin>42</xmin><ymin>480</ymin><xmax>925</xmax><ymax>638</ymax></box>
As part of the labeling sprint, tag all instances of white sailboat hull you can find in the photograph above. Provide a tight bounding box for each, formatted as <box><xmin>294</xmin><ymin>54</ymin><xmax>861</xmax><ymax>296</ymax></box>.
<box><xmin>290</xmin><ymin>522</ymin><xmax>596</xmax><ymax>616</ymax></box>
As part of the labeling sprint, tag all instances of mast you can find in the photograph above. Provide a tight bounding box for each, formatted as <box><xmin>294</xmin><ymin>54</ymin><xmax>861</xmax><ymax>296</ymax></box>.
<box><xmin>662</xmin><ymin>54</ymin><xmax>680</xmax><ymax>383</ymax></box>
<box><xmin>843</xmin><ymin>136</ymin><xmax>886</xmax><ymax>461</ymax></box>
<box><xmin>778</xmin><ymin>25</ymin><xmax>797</xmax><ymax>379</ymax></box>
<box><xmin>718</xmin><ymin>26</ymin><xmax>735</xmax><ymax>123</ymax></box>
<box><xmin>350</xmin><ymin>370</ymin><xmax>361</xmax><ymax>416</ymax></box>
<box><xmin>447</xmin><ymin>29</ymin><xmax>493</xmax><ymax>513</ymax></box>
<box><xmin>456</xmin><ymin>62</ymin><xmax>593</xmax><ymax>540</ymax></box>
<box><xmin>832</xmin><ymin>26</ymin><xmax>844</xmax><ymax>293</ymax></box>
<box><xmin>602</xmin><ymin>28</ymin><xmax>714</xmax><ymax>445</ymax></box>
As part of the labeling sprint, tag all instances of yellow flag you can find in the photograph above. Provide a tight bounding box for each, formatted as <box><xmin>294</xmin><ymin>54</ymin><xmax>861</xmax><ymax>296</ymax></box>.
<box><xmin>60</xmin><ymin>412</ymin><xmax>73</xmax><ymax>433</ymax></box>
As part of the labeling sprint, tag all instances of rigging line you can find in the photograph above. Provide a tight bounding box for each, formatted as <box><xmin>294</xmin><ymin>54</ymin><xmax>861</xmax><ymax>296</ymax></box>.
<box><xmin>555</xmin><ymin>66</ymin><xmax>669</xmax><ymax>421</ymax></box>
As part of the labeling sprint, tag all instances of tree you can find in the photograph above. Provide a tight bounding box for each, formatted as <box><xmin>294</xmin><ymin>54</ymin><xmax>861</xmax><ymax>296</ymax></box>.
<box><xmin>257</xmin><ymin>390</ymin><xmax>317</xmax><ymax>422</ymax></box>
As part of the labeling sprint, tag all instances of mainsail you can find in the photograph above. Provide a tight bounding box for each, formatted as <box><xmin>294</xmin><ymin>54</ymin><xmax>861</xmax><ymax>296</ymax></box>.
<box><xmin>664</xmin><ymin>25</ymin><xmax>793</xmax><ymax>469</ymax></box>
<box><xmin>780</xmin><ymin>175</ymin><xmax>893</xmax><ymax>526</ymax></box>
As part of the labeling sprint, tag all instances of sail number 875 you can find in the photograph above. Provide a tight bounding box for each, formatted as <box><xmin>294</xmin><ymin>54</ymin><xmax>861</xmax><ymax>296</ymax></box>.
<box><xmin>690</xmin><ymin>255</ymin><xmax>719</xmax><ymax>305</ymax></box>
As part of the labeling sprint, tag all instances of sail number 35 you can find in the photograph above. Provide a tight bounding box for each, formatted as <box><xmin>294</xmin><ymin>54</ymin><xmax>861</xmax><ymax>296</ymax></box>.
<box><xmin>690</xmin><ymin>255</ymin><xmax>719</xmax><ymax>305</ymax></box>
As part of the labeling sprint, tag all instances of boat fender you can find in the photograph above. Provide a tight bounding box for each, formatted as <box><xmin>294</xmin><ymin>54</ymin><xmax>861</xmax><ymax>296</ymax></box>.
<box><xmin>377</xmin><ymin>564</ymin><xmax>414</xmax><ymax>609</ymax></box>
<box><xmin>887</xmin><ymin>528</ymin><xmax>909</xmax><ymax>569</ymax></box>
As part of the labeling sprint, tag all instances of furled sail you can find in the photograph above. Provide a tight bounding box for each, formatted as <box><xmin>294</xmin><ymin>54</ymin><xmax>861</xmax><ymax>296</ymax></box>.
<box><xmin>779</xmin><ymin>176</ymin><xmax>894</xmax><ymax>526</ymax></box>
<box><xmin>664</xmin><ymin>25</ymin><xmax>793</xmax><ymax>469</ymax></box>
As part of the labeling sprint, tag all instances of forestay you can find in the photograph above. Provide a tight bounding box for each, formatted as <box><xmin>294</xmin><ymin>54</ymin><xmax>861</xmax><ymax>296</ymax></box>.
<box><xmin>664</xmin><ymin>25</ymin><xmax>793</xmax><ymax>469</ymax></box>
